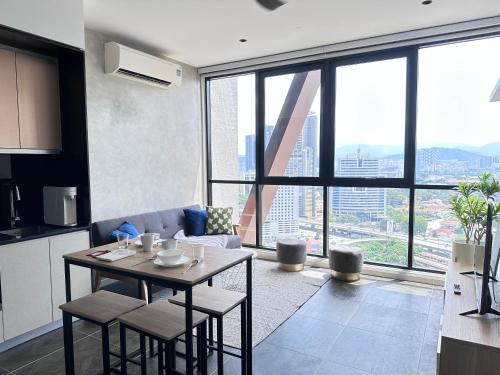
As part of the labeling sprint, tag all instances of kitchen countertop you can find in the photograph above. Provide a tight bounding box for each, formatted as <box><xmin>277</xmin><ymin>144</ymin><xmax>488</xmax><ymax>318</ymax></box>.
<box><xmin>0</xmin><ymin>224</ymin><xmax>90</xmax><ymax>246</ymax></box>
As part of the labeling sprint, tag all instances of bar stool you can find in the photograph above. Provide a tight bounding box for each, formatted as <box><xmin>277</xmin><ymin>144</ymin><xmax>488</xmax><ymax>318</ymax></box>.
<box><xmin>59</xmin><ymin>290</ymin><xmax>146</xmax><ymax>375</ymax></box>
<box><xmin>118</xmin><ymin>300</ymin><xmax>209</xmax><ymax>375</ymax></box>
<box><xmin>169</xmin><ymin>285</ymin><xmax>247</xmax><ymax>375</ymax></box>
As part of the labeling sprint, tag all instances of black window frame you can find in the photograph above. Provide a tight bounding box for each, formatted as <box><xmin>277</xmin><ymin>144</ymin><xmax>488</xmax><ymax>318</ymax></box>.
<box><xmin>205</xmin><ymin>34</ymin><xmax>500</xmax><ymax>274</ymax></box>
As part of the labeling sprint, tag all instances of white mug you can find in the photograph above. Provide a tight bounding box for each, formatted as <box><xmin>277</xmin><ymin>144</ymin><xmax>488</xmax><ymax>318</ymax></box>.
<box><xmin>141</xmin><ymin>233</ymin><xmax>159</xmax><ymax>252</ymax></box>
<box><xmin>162</xmin><ymin>238</ymin><xmax>178</xmax><ymax>250</ymax></box>
<box><xmin>192</xmin><ymin>244</ymin><xmax>205</xmax><ymax>261</ymax></box>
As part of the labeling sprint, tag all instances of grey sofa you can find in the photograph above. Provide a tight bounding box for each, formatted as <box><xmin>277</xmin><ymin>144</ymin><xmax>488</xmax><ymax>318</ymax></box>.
<box><xmin>91</xmin><ymin>204</ymin><xmax>242</xmax><ymax>249</ymax></box>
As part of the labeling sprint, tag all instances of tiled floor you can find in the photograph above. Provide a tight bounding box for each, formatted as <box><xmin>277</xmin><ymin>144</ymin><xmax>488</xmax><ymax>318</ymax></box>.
<box><xmin>0</xmin><ymin>275</ymin><xmax>443</xmax><ymax>374</ymax></box>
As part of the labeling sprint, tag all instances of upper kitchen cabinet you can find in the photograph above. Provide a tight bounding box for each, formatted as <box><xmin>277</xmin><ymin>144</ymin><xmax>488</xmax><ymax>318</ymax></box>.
<box><xmin>16</xmin><ymin>52</ymin><xmax>62</xmax><ymax>151</ymax></box>
<box><xmin>0</xmin><ymin>49</ymin><xmax>20</xmax><ymax>149</ymax></box>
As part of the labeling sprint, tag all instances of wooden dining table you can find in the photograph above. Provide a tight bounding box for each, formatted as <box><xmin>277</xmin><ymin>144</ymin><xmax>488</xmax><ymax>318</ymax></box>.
<box><xmin>62</xmin><ymin>241</ymin><xmax>254</xmax><ymax>375</ymax></box>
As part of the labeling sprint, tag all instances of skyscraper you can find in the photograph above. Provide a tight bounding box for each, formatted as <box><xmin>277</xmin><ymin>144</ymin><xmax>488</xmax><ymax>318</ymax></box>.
<box><xmin>331</xmin><ymin>150</ymin><xmax>386</xmax><ymax>220</ymax></box>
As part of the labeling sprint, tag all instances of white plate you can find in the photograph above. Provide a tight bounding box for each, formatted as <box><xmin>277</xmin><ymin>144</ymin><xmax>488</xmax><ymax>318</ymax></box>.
<box><xmin>153</xmin><ymin>255</ymin><xmax>191</xmax><ymax>268</ymax></box>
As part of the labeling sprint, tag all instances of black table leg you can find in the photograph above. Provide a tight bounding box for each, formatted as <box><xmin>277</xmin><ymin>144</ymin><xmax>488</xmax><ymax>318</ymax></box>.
<box><xmin>217</xmin><ymin>317</ymin><xmax>223</xmax><ymax>375</ymax></box>
<box><xmin>147</xmin><ymin>281</ymin><xmax>155</xmax><ymax>358</ymax></box>
<box><xmin>64</xmin><ymin>260</ymin><xmax>72</xmax><ymax>302</ymax></box>
<box><xmin>140</xmin><ymin>334</ymin><xmax>147</xmax><ymax>375</ymax></box>
<box><xmin>185</xmin><ymin>287</ymin><xmax>194</xmax><ymax>375</ymax></box>
<box><xmin>208</xmin><ymin>278</ymin><xmax>214</xmax><ymax>354</ymax></box>
<box><xmin>120</xmin><ymin>324</ymin><xmax>128</xmax><ymax>375</ymax></box>
<box><xmin>241</xmin><ymin>301</ymin><xmax>247</xmax><ymax>375</ymax></box>
<box><xmin>246</xmin><ymin>259</ymin><xmax>252</xmax><ymax>375</ymax></box>
<box><xmin>101</xmin><ymin>325</ymin><xmax>110</xmax><ymax>375</ymax></box>
<box><xmin>63</xmin><ymin>312</ymin><xmax>75</xmax><ymax>375</ymax></box>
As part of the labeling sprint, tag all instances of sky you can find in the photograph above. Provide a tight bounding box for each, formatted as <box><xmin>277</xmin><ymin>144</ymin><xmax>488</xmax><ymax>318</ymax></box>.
<box><xmin>231</xmin><ymin>35</ymin><xmax>500</xmax><ymax>155</ymax></box>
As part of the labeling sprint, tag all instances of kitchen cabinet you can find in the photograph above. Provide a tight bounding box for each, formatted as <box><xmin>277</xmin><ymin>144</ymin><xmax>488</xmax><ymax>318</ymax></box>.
<box><xmin>15</xmin><ymin>52</ymin><xmax>61</xmax><ymax>151</ymax></box>
<box><xmin>0</xmin><ymin>238</ymin><xmax>53</xmax><ymax>340</ymax></box>
<box><xmin>0</xmin><ymin>230</ymin><xmax>90</xmax><ymax>342</ymax></box>
<box><xmin>0</xmin><ymin>49</ymin><xmax>20</xmax><ymax>149</ymax></box>
<box><xmin>49</xmin><ymin>231</ymin><xmax>91</xmax><ymax>320</ymax></box>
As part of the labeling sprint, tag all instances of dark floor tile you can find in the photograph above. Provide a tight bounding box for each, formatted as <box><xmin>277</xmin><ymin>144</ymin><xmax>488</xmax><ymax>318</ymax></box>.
<box><xmin>389</xmin><ymin>308</ymin><xmax>428</xmax><ymax>340</ymax></box>
<box><xmin>326</xmin><ymin>327</ymin><xmax>391</xmax><ymax>373</ymax></box>
<box><xmin>0</xmin><ymin>367</ymin><xmax>9</xmax><ymax>375</ymax></box>
<box><xmin>347</xmin><ymin>302</ymin><xmax>395</xmax><ymax>335</ymax></box>
<box><xmin>0</xmin><ymin>327</ymin><xmax>85</xmax><ymax>372</ymax></box>
<box><xmin>315</xmin><ymin>280</ymin><xmax>373</xmax><ymax>302</ymax></box>
<box><xmin>268</xmin><ymin>314</ymin><xmax>344</xmax><ymax>358</ymax></box>
<box><xmin>424</xmin><ymin>313</ymin><xmax>441</xmax><ymax>346</ymax></box>
<box><xmin>364</xmin><ymin>284</ymin><xmax>432</xmax><ymax>314</ymax></box>
<box><xmin>374</xmin><ymin>335</ymin><xmax>422</xmax><ymax>375</ymax></box>
<box><xmin>91</xmin><ymin>322</ymin><xmax>142</xmax><ymax>352</ymax></box>
<box><xmin>315</xmin><ymin>361</ymin><xmax>370</xmax><ymax>375</ymax></box>
<box><xmin>297</xmin><ymin>295</ymin><xmax>361</xmax><ymax>325</ymax></box>
<box><xmin>252</xmin><ymin>342</ymin><xmax>321</xmax><ymax>375</ymax></box>
<box><xmin>429</xmin><ymin>290</ymin><xmax>444</xmax><ymax>315</ymax></box>
<box><xmin>418</xmin><ymin>343</ymin><xmax>438</xmax><ymax>375</ymax></box>
<box><xmin>13</xmin><ymin>336</ymin><xmax>104</xmax><ymax>375</ymax></box>
<box><xmin>73</xmin><ymin>319</ymin><xmax>100</xmax><ymax>336</ymax></box>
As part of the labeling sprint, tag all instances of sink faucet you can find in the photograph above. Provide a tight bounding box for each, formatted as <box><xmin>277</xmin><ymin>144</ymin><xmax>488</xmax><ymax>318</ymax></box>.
<box><xmin>9</xmin><ymin>184</ymin><xmax>21</xmax><ymax>228</ymax></box>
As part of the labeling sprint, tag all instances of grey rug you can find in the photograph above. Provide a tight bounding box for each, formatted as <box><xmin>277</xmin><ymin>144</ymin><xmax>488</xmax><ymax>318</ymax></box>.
<box><xmin>213</xmin><ymin>259</ymin><xmax>330</xmax><ymax>348</ymax></box>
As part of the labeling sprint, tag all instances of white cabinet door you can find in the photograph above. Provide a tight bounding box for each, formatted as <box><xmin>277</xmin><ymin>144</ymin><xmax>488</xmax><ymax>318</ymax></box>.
<box><xmin>0</xmin><ymin>239</ymin><xmax>53</xmax><ymax>340</ymax></box>
<box><xmin>49</xmin><ymin>231</ymin><xmax>91</xmax><ymax>320</ymax></box>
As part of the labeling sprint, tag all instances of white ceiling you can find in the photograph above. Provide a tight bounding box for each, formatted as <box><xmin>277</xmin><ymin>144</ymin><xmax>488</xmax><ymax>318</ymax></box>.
<box><xmin>84</xmin><ymin>0</ymin><xmax>500</xmax><ymax>67</ymax></box>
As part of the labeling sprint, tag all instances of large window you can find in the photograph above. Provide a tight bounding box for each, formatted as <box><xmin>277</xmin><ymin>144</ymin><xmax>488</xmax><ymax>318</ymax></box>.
<box><xmin>263</xmin><ymin>69</ymin><xmax>321</xmax><ymax>178</ymax></box>
<box><xmin>329</xmin><ymin>188</ymin><xmax>409</xmax><ymax>266</ymax></box>
<box><xmin>206</xmin><ymin>35</ymin><xmax>500</xmax><ymax>271</ymax></box>
<box><xmin>209</xmin><ymin>74</ymin><xmax>255</xmax><ymax>180</ymax></box>
<box><xmin>334</xmin><ymin>58</ymin><xmax>407</xmax><ymax>179</ymax></box>
<box><xmin>416</xmin><ymin>37</ymin><xmax>500</xmax><ymax>185</ymax></box>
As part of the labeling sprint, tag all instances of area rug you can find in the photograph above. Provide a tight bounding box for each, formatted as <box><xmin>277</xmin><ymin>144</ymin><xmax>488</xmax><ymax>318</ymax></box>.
<box><xmin>213</xmin><ymin>259</ymin><xmax>330</xmax><ymax>348</ymax></box>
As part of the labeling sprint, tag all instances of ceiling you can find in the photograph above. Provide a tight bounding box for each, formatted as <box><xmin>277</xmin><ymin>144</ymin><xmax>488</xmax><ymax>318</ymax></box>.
<box><xmin>84</xmin><ymin>0</ymin><xmax>500</xmax><ymax>67</ymax></box>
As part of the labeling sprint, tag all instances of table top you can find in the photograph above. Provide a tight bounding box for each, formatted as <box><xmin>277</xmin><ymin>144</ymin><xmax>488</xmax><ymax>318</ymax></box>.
<box><xmin>63</xmin><ymin>241</ymin><xmax>253</xmax><ymax>286</ymax></box>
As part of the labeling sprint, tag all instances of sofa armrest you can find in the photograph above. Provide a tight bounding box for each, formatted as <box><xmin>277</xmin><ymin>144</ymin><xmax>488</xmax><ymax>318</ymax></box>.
<box><xmin>232</xmin><ymin>223</ymin><xmax>240</xmax><ymax>236</ymax></box>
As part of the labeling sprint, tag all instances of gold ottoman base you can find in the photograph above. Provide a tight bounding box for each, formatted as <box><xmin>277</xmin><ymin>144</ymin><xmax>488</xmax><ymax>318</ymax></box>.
<box><xmin>331</xmin><ymin>270</ymin><xmax>360</xmax><ymax>282</ymax></box>
<box><xmin>279</xmin><ymin>263</ymin><xmax>304</xmax><ymax>272</ymax></box>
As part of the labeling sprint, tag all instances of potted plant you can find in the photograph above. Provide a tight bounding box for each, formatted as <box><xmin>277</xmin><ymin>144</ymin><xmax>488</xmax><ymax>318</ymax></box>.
<box><xmin>449</xmin><ymin>172</ymin><xmax>500</xmax><ymax>265</ymax></box>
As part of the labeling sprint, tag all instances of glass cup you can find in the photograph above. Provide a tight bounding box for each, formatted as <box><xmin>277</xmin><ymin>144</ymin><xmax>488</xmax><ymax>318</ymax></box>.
<box><xmin>117</xmin><ymin>233</ymin><xmax>129</xmax><ymax>249</ymax></box>
<box><xmin>192</xmin><ymin>244</ymin><xmax>205</xmax><ymax>261</ymax></box>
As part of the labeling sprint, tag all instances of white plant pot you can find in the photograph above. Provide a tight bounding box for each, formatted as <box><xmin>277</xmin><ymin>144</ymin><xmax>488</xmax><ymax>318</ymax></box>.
<box><xmin>452</xmin><ymin>240</ymin><xmax>477</xmax><ymax>266</ymax></box>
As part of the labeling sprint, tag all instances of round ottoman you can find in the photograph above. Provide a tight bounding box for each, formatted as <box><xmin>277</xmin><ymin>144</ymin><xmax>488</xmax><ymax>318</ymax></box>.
<box><xmin>276</xmin><ymin>239</ymin><xmax>307</xmax><ymax>272</ymax></box>
<box><xmin>328</xmin><ymin>245</ymin><xmax>363</xmax><ymax>282</ymax></box>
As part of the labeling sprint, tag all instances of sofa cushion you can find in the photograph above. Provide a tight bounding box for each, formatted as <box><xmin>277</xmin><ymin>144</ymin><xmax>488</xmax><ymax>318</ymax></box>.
<box><xmin>183</xmin><ymin>208</ymin><xmax>208</xmax><ymax>236</ymax></box>
<box><xmin>92</xmin><ymin>205</ymin><xmax>200</xmax><ymax>247</ymax></box>
<box><xmin>206</xmin><ymin>206</ymin><xmax>233</xmax><ymax>235</ymax></box>
<box><xmin>110</xmin><ymin>221</ymin><xmax>140</xmax><ymax>240</ymax></box>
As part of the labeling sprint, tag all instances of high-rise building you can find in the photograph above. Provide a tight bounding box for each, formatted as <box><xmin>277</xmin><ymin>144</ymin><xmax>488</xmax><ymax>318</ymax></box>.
<box><xmin>331</xmin><ymin>150</ymin><xmax>386</xmax><ymax>220</ymax></box>
<box><xmin>245</xmin><ymin>134</ymin><xmax>255</xmax><ymax>172</ymax></box>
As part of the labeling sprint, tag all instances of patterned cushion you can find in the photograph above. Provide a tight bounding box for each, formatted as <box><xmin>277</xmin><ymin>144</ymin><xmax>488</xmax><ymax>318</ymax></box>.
<box><xmin>206</xmin><ymin>206</ymin><xmax>233</xmax><ymax>235</ymax></box>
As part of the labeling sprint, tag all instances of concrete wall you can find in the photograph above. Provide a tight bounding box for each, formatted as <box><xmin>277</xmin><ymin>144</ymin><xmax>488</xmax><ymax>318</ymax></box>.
<box><xmin>0</xmin><ymin>0</ymin><xmax>84</xmax><ymax>49</ymax></box>
<box><xmin>85</xmin><ymin>29</ymin><xmax>204</xmax><ymax>222</ymax></box>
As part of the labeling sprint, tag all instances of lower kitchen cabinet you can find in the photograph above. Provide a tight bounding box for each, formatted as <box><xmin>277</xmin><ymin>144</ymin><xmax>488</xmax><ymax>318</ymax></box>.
<box><xmin>0</xmin><ymin>230</ymin><xmax>90</xmax><ymax>341</ymax></box>
<box><xmin>49</xmin><ymin>231</ymin><xmax>91</xmax><ymax>320</ymax></box>
<box><xmin>0</xmin><ymin>238</ymin><xmax>53</xmax><ymax>340</ymax></box>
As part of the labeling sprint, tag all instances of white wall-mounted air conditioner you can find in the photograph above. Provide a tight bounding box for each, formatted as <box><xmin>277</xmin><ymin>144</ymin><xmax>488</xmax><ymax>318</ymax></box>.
<box><xmin>104</xmin><ymin>41</ymin><xmax>182</xmax><ymax>89</ymax></box>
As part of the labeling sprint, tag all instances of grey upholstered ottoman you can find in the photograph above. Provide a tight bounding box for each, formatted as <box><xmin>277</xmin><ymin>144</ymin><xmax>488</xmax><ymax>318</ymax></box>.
<box><xmin>328</xmin><ymin>245</ymin><xmax>363</xmax><ymax>281</ymax></box>
<box><xmin>276</xmin><ymin>239</ymin><xmax>307</xmax><ymax>271</ymax></box>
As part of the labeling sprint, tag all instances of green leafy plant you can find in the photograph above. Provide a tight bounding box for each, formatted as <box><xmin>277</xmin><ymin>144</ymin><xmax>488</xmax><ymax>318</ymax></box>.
<box><xmin>450</xmin><ymin>172</ymin><xmax>500</xmax><ymax>245</ymax></box>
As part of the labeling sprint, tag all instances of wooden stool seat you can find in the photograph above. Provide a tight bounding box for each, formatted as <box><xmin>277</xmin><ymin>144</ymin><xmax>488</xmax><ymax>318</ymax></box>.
<box><xmin>118</xmin><ymin>300</ymin><xmax>208</xmax><ymax>342</ymax></box>
<box><xmin>60</xmin><ymin>290</ymin><xmax>145</xmax><ymax>324</ymax></box>
<box><xmin>169</xmin><ymin>285</ymin><xmax>247</xmax><ymax>375</ymax></box>
<box><xmin>168</xmin><ymin>285</ymin><xmax>246</xmax><ymax>316</ymax></box>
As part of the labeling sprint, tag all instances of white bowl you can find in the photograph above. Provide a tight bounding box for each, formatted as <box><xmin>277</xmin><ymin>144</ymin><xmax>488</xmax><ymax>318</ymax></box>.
<box><xmin>157</xmin><ymin>249</ymin><xmax>184</xmax><ymax>265</ymax></box>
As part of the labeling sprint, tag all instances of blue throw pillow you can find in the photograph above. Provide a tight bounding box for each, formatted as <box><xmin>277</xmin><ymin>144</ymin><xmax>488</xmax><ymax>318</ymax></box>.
<box><xmin>184</xmin><ymin>209</ymin><xmax>208</xmax><ymax>236</ymax></box>
<box><xmin>110</xmin><ymin>221</ymin><xmax>140</xmax><ymax>240</ymax></box>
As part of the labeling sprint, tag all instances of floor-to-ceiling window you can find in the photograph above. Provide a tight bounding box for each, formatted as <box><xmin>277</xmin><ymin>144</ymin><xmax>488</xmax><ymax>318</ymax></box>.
<box><xmin>206</xmin><ymin>35</ymin><xmax>500</xmax><ymax>272</ymax></box>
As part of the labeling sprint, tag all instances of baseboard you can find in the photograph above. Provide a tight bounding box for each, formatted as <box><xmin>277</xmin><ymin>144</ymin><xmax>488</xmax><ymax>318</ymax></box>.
<box><xmin>0</xmin><ymin>320</ymin><xmax>63</xmax><ymax>353</ymax></box>
<box><xmin>253</xmin><ymin>248</ymin><xmax>445</xmax><ymax>287</ymax></box>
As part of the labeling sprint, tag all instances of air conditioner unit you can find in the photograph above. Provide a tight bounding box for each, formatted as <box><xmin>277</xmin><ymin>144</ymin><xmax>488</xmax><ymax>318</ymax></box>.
<box><xmin>104</xmin><ymin>42</ymin><xmax>182</xmax><ymax>89</ymax></box>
